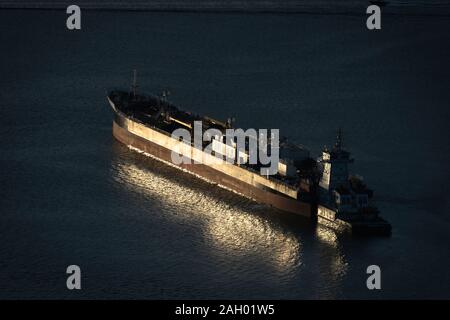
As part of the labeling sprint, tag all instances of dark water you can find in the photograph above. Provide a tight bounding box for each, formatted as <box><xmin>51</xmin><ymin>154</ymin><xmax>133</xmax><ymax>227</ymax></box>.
<box><xmin>1</xmin><ymin>9</ymin><xmax>450</xmax><ymax>299</ymax></box>
<box><xmin>3</xmin><ymin>1</ymin><xmax>450</xmax><ymax>16</ymax></box>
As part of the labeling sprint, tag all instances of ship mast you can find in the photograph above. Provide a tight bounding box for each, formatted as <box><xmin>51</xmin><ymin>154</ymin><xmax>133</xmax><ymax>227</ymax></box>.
<box><xmin>130</xmin><ymin>69</ymin><xmax>138</xmax><ymax>98</ymax></box>
<box><xmin>335</xmin><ymin>128</ymin><xmax>343</xmax><ymax>150</ymax></box>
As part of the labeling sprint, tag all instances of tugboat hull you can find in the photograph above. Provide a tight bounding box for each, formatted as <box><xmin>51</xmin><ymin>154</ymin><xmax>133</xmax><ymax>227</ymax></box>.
<box><xmin>318</xmin><ymin>205</ymin><xmax>391</xmax><ymax>236</ymax></box>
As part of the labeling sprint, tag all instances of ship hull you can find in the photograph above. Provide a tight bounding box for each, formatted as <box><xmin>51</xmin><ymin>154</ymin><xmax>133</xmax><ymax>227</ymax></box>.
<box><xmin>112</xmin><ymin>120</ymin><xmax>312</xmax><ymax>217</ymax></box>
<box><xmin>318</xmin><ymin>205</ymin><xmax>391</xmax><ymax>235</ymax></box>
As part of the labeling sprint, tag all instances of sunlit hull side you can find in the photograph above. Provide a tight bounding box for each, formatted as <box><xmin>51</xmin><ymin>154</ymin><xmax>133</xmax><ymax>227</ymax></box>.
<box><xmin>112</xmin><ymin>119</ymin><xmax>312</xmax><ymax>217</ymax></box>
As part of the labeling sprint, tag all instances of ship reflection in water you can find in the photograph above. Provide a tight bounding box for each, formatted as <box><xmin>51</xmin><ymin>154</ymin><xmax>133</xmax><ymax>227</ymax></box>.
<box><xmin>315</xmin><ymin>225</ymin><xmax>349</xmax><ymax>298</ymax></box>
<box><xmin>110</xmin><ymin>144</ymin><xmax>348</xmax><ymax>294</ymax></box>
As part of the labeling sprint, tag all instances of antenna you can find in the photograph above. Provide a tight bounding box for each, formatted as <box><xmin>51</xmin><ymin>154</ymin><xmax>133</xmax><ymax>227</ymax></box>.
<box><xmin>160</xmin><ymin>89</ymin><xmax>170</xmax><ymax>101</ymax></box>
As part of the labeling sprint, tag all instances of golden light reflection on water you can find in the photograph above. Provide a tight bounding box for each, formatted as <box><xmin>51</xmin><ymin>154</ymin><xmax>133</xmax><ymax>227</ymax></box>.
<box><xmin>111</xmin><ymin>146</ymin><xmax>349</xmax><ymax>292</ymax></box>
<box><xmin>206</xmin><ymin>210</ymin><xmax>301</xmax><ymax>272</ymax></box>
<box><xmin>316</xmin><ymin>223</ymin><xmax>339</xmax><ymax>247</ymax></box>
<box><xmin>111</xmin><ymin>153</ymin><xmax>301</xmax><ymax>273</ymax></box>
<box><xmin>315</xmin><ymin>224</ymin><xmax>349</xmax><ymax>298</ymax></box>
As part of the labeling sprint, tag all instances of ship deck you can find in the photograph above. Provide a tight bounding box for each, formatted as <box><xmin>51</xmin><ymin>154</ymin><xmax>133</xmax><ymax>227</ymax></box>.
<box><xmin>108</xmin><ymin>90</ymin><xmax>313</xmax><ymax>191</ymax></box>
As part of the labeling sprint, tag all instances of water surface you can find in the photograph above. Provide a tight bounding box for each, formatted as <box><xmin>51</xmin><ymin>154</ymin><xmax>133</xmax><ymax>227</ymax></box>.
<box><xmin>0</xmin><ymin>9</ymin><xmax>449</xmax><ymax>299</ymax></box>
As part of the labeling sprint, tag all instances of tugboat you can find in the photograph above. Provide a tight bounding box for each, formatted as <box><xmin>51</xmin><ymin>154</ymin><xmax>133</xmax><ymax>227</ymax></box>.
<box><xmin>316</xmin><ymin>129</ymin><xmax>392</xmax><ymax>235</ymax></box>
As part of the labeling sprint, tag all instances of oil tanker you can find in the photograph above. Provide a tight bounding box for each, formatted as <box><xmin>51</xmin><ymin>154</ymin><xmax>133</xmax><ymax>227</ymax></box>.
<box><xmin>107</xmin><ymin>73</ymin><xmax>391</xmax><ymax>235</ymax></box>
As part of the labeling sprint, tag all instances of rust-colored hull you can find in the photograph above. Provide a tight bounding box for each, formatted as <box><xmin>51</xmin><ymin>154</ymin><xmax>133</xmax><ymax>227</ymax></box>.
<box><xmin>112</xmin><ymin>121</ymin><xmax>311</xmax><ymax>217</ymax></box>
